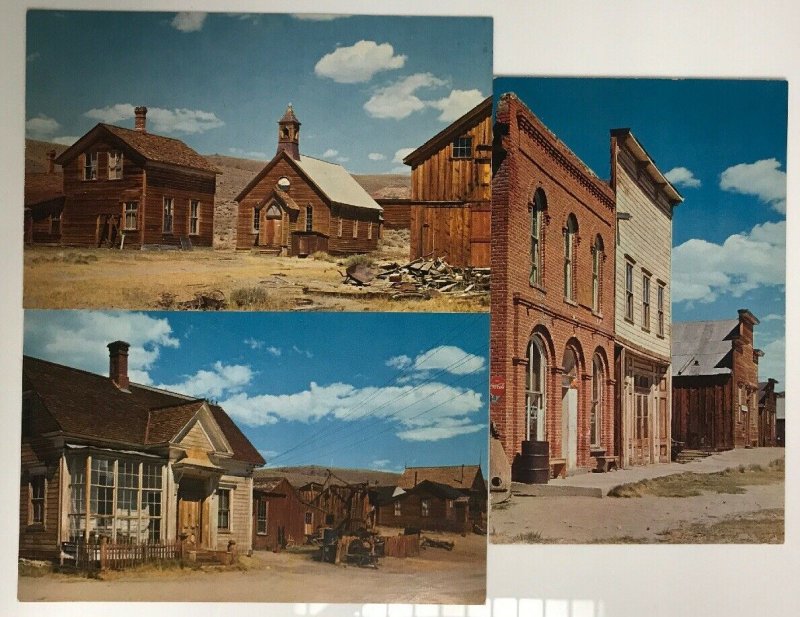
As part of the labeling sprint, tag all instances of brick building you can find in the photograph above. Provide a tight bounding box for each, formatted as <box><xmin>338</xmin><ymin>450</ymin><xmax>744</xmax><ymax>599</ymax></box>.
<box><xmin>491</xmin><ymin>93</ymin><xmax>617</xmax><ymax>478</ymax></box>
<box><xmin>611</xmin><ymin>129</ymin><xmax>682</xmax><ymax>467</ymax></box>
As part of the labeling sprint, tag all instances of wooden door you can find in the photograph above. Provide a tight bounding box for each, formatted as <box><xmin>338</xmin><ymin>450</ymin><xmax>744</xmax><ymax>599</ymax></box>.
<box><xmin>561</xmin><ymin>388</ymin><xmax>578</xmax><ymax>471</ymax></box>
<box><xmin>634</xmin><ymin>392</ymin><xmax>651</xmax><ymax>464</ymax></box>
<box><xmin>178</xmin><ymin>481</ymin><xmax>206</xmax><ymax>548</ymax></box>
<box><xmin>469</xmin><ymin>207</ymin><xmax>490</xmax><ymax>267</ymax></box>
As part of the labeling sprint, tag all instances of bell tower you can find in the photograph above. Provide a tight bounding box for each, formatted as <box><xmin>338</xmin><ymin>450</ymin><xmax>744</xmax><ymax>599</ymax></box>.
<box><xmin>276</xmin><ymin>103</ymin><xmax>301</xmax><ymax>160</ymax></box>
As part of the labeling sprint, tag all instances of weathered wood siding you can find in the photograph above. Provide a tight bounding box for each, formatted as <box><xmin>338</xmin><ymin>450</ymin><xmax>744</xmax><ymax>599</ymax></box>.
<box><xmin>378</xmin><ymin>493</ymin><xmax>469</xmax><ymax>533</ymax></box>
<box><xmin>214</xmin><ymin>474</ymin><xmax>252</xmax><ymax>552</ymax></box>
<box><xmin>409</xmin><ymin>202</ymin><xmax>489</xmax><ymax>267</ymax></box>
<box><xmin>378</xmin><ymin>201</ymin><xmax>412</xmax><ymax>230</ymax></box>
<box><xmin>672</xmin><ymin>374</ymin><xmax>733</xmax><ymax>449</ymax></box>
<box><xmin>144</xmin><ymin>167</ymin><xmax>215</xmax><ymax>247</ymax></box>
<box><xmin>252</xmin><ymin>482</ymin><xmax>308</xmax><ymax>551</ymax></box>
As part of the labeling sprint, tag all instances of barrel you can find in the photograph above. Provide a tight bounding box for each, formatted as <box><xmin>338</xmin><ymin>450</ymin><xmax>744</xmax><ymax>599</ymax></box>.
<box><xmin>513</xmin><ymin>440</ymin><xmax>550</xmax><ymax>484</ymax></box>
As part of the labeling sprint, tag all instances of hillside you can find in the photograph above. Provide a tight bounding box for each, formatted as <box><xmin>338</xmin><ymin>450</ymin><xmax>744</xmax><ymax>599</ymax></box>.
<box><xmin>254</xmin><ymin>465</ymin><xmax>401</xmax><ymax>488</ymax></box>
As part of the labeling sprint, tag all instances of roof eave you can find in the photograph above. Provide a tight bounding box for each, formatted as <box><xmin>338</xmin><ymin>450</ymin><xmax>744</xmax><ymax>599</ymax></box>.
<box><xmin>611</xmin><ymin>128</ymin><xmax>683</xmax><ymax>205</ymax></box>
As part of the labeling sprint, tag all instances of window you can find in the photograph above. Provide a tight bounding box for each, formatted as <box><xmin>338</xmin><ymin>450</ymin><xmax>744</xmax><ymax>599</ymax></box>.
<box><xmin>189</xmin><ymin>200</ymin><xmax>200</xmax><ymax>235</ymax></box>
<box><xmin>90</xmin><ymin>457</ymin><xmax>115</xmax><ymax>538</ymax></box>
<box><xmin>305</xmin><ymin>206</ymin><xmax>313</xmax><ymax>232</ymax></box>
<box><xmin>451</xmin><ymin>136</ymin><xmax>473</xmax><ymax>159</ymax></box>
<box><xmin>592</xmin><ymin>236</ymin><xmax>604</xmax><ymax>312</ymax></box>
<box><xmin>421</xmin><ymin>498</ymin><xmax>431</xmax><ymax>517</ymax></box>
<box><xmin>123</xmin><ymin>202</ymin><xmax>138</xmax><ymax>230</ymax></box>
<box><xmin>525</xmin><ymin>337</ymin><xmax>546</xmax><ymax>441</ymax></box>
<box><xmin>625</xmin><ymin>262</ymin><xmax>634</xmax><ymax>321</ymax></box>
<box><xmin>50</xmin><ymin>213</ymin><xmax>62</xmax><ymax>235</ymax></box>
<box><xmin>657</xmin><ymin>284</ymin><xmax>665</xmax><ymax>337</ymax></box>
<box><xmin>68</xmin><ymin>460</ymin><xmax>85</xmax><ymax>542</ymax></box>
<box><xmin>142</xmin><ymin>463</ymin><xmax>162</xmax><ymax>543</ymax></box>
<box><xmin>337</xmin><ymin>216</ymin><xmax>343</xmax><ymax>238</ymax></box>
<box><xmin>304</xmin><ymin>511</ymin><xmax>313</xmax><ymax>525</ymax></box>
<box><xmin>257</xmin><ymin>499</ymin><xmax>268</xmax><ymax>535</ymax></box>
<box><xmin>353</xmin><ymin>220</ymin><xmax>359</xmax><ymax>239</ymax></box>
<box><xmin>591</xmin><ymin>356</ymin><xmax>603</xmax><ymax>447</ymax></box>
<box><xmin>29</xmin><ymin>475</ymin><xmax>45</xmax><ymax>525</ymax></box>
<box><xmin>530</xmin><ymin>189</ymin><xmax>545</xmax><ymax>286</ymax></box>
<box><xmin>564</xmin><ymin>215</ymin><xmax>577</xmax><ymax>300</ymax></box>
<box><xmin>108</xmin><ymin>151</ymin><xmax>123</xmax><ymax>180</ymax></box>
<box><xmin>367</xmin><ymin>222</ymin><xmax>373</xmax><ymax>240</ymax></box>
<box><xmin>394</xmin><ymin>501</ymin><xmax>401</xmax><ymax>517</ymax></box>
<box><xmin>642</xmin><ymin>274</ymin><xmax>651</xmax><ymax>331</ymax></box>
<box><xmin>83</xmin><ymin>152</ymin><xmax>98</xmax><ymax>180</ymax></box>
<box><xmin>163</xmin><ymin>198</ymin><xmax>174</xmax><ymax>233</ymax></box>
<box><xmin>217</xmin><ymin>489</ymin><xmax>230</xmax><ymax>530</ymax></box>
<box><xmin>253</xmin><ymin>207</ymin><xmax>260</xmax><ymax>232</ymax></box>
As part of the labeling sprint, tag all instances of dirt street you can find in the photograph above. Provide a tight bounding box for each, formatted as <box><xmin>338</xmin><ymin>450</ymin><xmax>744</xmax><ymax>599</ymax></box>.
<box><xmin>491</xmin><ymin>448</ymin><xmax>785</xmax><ymax>544</ymax></box>
<box><xmin>18</xmin><ymin>532</ymin><xmax>486</xmax><ymax>604</ymax></box>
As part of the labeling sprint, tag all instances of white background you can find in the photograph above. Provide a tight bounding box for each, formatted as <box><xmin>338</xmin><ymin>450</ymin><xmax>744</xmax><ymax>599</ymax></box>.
<box><xmin>1</xmin><ymin>1</ymin><xmax>798</xmax><ymax>615</ymax></box>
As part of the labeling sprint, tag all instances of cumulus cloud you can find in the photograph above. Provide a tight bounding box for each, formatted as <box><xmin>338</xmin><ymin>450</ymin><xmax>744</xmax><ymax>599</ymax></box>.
<box><xmin>23</xmin><ymin>311</ymin><xmax>180</xmax><ymax>384</ymax></box>
<box><xmin>25</xmin><ymin>115</ymin><xmax>60</xmax><ymax>140</ymax></box>
<box><xmin>664</xmin><ymin>166</ymin><xmax>701</xmax><ymax>189</ymax></box>
<box><xmin>428</xmin><ymin>89</ymin><xmax>485</xmax><ymax>122</ymax></box>
<box><xmin>53</xmin><ymin>136</ymin><xmax>79</xmax><ymax>146</ymax></box>
<box><xmin>171</xmin><ymin>12</ymin><xmax>207</xmax><ymax>32</ymax></box>
<box><xmin>759</xmin><ymin>337</ymin><xmax>785</xmax><ymax>384</ymax></box>
<box><xmin>221</xmin><ymin>380</ymin><xmax>484</xmax><ymax>442</ymax></box>
<box><xmin>386</xmin><ymin>355</ymin><xmax>412</xmax><ymax>370</ymax></box>
<box><xmin>720</xmin><ymin>158</ymin><xmax>786</xmax><ymax>213</ymax></box>
<box><xmin>672</xmin><ymin>220</ymin><xmax>785</xmax><ymax>303</ymax></box>
<box><xmin>228</xmin><ymin>147</ymin><xmax>268</xmax><ymax>160</ymax></box>
<box><xmin>371</xmin><ymin>459</ymin><xmax>391</xmax><ymax>468</ymax></box>
<box><xmin>412</xmin><ymin>346</ymin><xmax>487</xmax><ymax>376</ymax></box>
<box><xmin>364</xmin><ymin>73</ymin><xmax>446</xmax><ymax>120</ymax></box>
<box><xmin>762</xmin><ymin>314</ymin><xmax>785</xmax><ymax>322</ymax></box>
<box><xmin>155</xmin><ymin>362</ymin><xmax>253</xmax><ymax>400</ymax></box>
<box><xmin>84</xmin><ymin>104</ymin><xmax>224</xmax><ymax>134</ymax></box>
<box><xmin>393</xmin><ymin>148</ymin><xmax>415</xmax><ymax>164</ymax></box>
<box><xmin>322</xmin><ymin>149</ymin><xmax>339</xmax><ymax>158</ymax></box>
<box><xmin>368</xmin><ymin>153</ymin><xmax>386</xmax><ymax>161</ymax></box>
<box><xmin>315</xmin><ymin>40</ymin><xmax>406</xmax><ymax>83</ymax></box>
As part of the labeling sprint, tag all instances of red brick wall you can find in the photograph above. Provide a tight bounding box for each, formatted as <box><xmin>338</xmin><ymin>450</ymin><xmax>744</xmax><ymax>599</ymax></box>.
<box><xmin>491</xmin><ymin>94</ymin><xmax>617</xmax><ymax>473</ymax></box>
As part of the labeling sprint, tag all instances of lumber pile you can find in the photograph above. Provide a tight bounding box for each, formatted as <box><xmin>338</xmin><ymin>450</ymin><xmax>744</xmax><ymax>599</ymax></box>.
<box><xmin>420</xmin><ymin>536</ymin><xmax>455</xmax><ymax>551</ymax></box>
<box><xmin>374</xmin><ymin>257</ymin><xmax>490</xmax><ymax>300</ymax></box>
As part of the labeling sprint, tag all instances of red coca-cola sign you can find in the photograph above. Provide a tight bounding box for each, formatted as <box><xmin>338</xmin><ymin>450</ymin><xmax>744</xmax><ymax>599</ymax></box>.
<box><xmin>490</xmin><ymin>376</ymin><xmax>505</xmax><ymax>403</ymax></box>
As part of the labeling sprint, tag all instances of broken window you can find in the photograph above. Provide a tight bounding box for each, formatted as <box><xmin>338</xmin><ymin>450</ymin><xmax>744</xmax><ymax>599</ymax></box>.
<box><xmin>49</xmin><ymin>212</ymin><xmax>61</xmax><ymax>236</ymax></box>
<box><xmin>451</xmin><ymin>136</ymin><xmax>472</xmax><ymax>159</ymax></box>
<box><xmin>337</xmin><ymin>216</ymin><xmax>343</xmax><ymax>238</ymax></box>
<box><xmin>29</xmin><ymin>475</ymin><xmax>45</xmax><ymax>525</ymax></box>
<box><xmin>123</xmin><ymin>202</ymin><xmax>138</xmax><ymax>230</ymax></box>
<box><xmin>83</xmin><ymin>152</ymin><xmax>98</xmax><ymax>180</ymax></box>
<box><xmin>421</xmin><ymin>498</ymin><xmax>431</xmax><ymax>517</ymax></box>
<box><xmin>163</xmin><ymin>197</ymin><xmax>174</xmax><ymax>233</ymax></box>
<box><xmin>190</xmin><ymin>200</ymin><xmax>200</xmax><ymax>235</ymax></box>
<box><xmin>108</xmin><ymin>151</ymin><xmax>123</xmax><ymax>180</ymax></box>
<box><xmin>217</xmin><ymin>489</ymin><xmax>230</xmax><ymax>530</ymax></box>
<box><xmin>367</xmin><ymin>221</ymin><xmax>373</xmax><ymax>240</ymax></box>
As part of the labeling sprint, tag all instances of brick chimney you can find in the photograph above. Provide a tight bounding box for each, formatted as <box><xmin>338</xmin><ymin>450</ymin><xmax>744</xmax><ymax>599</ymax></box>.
<box><xmin>134</xmin><ymin>106</ymin><xmax>148</xmax><ymax>133</ymax></box>
<box><xmin>46</xmin><ymin>149</ymin><xmax>56</xmax><ymax>174</ymax></box>
<box><xmin>108</xmin><ymin>341</ymin><xmax>130</xmax><ymax>391</ymax></box>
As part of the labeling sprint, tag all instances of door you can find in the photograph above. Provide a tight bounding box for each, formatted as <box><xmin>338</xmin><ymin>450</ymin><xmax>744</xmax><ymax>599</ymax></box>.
<box><xmin>634</xmin><ymin>392</ymin><xmax>651</xmax><ymax>464</ymax></box>
<box><xmin>469</xmin><ymin>207</ymin><xmax>491</xmax><ymax>267</ymax></box>
<box><xmin>177</xmin><ymin>481</ymin><xmax>206</xmax><ymax>548</ymax></box>
<box><xmin>260</xmin><ymin>204</ymin><xmax>283</xmax><ymax>248</ymax></box>
<box><xmin>561</xmin><ymin>388</ymin><xmax>578</xmax><ymax>471</ymax></box>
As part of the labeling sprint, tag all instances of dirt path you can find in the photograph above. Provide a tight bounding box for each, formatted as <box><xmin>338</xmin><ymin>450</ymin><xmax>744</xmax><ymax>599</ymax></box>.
<box><xmin>491</xmin><ymin>449</ymin><xmax>785</xmax><ymax>544</ymax></box>
<box><xmin>18</xmin><ymin>533</ymin><xmax>486</xmax><ymax>604</ymax></box>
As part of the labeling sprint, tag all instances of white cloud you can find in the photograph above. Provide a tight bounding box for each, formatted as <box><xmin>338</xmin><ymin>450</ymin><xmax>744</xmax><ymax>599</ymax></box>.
<box><xmin>84</xmin><ymin>104</ymin><xmax>224</xmax><ymax>134</ymax></box>
<box><xmin>364</xmin><ymin>73</ymin><xmax>446</xmax><ymax>120</ymax></box>
<box><xmin>368</xmin><ymin>153</ymin><xmax>386</xmax><ymax>161</ymax></box>
<box><xmin>371</xmin><ymin>459</ymin><xmax>391</xmax><ymax>468</ymax></box>
<box><xmin>258</xmin><ymin>449</ymin><xmax>278</xmax><ymax>460</ymax></box>
<box><xmin>762</xmin><ymin>314</ymin><xmax>785</xmax><ymax>322</ymax></box>
<box><xmin>322</xmin><ymin>148</ymin><xmax>339</xmax><ymax>158</ymax></box>
<box><xmin>228</xmin><ymin>147</ymin><xmax>268</xmax><ymax>160</ymax></box>
<box><xmin>428</xmin><ymin>89</ymin><xmax>485</xmax><ymax>122</ymax></box>
<box><xmin>391</xmin><ymin>166</ymin><xmax>411</xmax><ymax>175</ymax></box>
<box><xmin>315</xmin><ymin>40</ymin><xmax>405</xmax><ymax>83</ymax></box>
<box><xmin>291</xmin><ymin>13</ymin><xmax>350</xmax><ymax>21</ymax></box>
<box><xmin>412</xmin><ymin>345</ymin><xmax>486</xmax><ymax>375</ymax></box>
<box><xmin>244</xmin><ymin>337</ymin><xmax>264</xmax><ymax>350</ymax></box>
<box><xmin>336</xmin><ymin>156</ymin><xmax>350</xmax><ymax>163</ymax></box>
<box><xmin>396</xmin><ymin>418</ymin><xmax>486</xmax><ymax>442</ymax></box>
<box><xmin>759</xmin><ymin>337</ymin><xmax>785</xmax><ymax>384</ymax></box>
<box><xmin>25</xmin><ymin>115</ymin><xmax>60</xmax><ymax>140</ymax></box>
<box><xmin>156</xmin><ymin>361</ymin><xmax>253</xmax><ymax>400</ymax></box>
<box><xmin>664</xmin><ymin>166</ymin><xmax>701</xmax><ymax>189</ymax></box>
<box><xmin>243</xmin><ymin>338</ymin><xmax>281</xmax><ymax>356</ymax></box>
<box><xmin>386</xmin><ymin>355</ymin><xmax>412</xmax><ymax>370</ymax></box>
<box><xmin>266</xmin><ymin>346</ymin><xmax>282</xmax><ymax>357</ymax></box>
<box><xmin>171</xmin><ymin>12</ymin><xmax>207</xmax><ymax>32</ymax></box>
<box><xmin>292</xmin><ymin>345</ymin><xmax>313</xmax><ymax>358</ymax></box>
<box><xmin>393</xmin><ymin>148</ymin><xmax>415</xmax><ymax>164</ymax></box>
<box><xmin>24</xmin><ymin>311</ymin><xmax>180</xmax><ymax>385</ymax></box>
<box><xmin>672</xmin><ymin>220</ymin><xmax>785</xmax><ymax>303</ymax></box>
<box><xmin>52</xmin><ymin>136</ymin><xmax>79</xmax><ymax>146</ymax></box>
<box><xmin>720</xmin><ymin>158</ymin><xmax>786</xmax><ymax>213</ymax></box>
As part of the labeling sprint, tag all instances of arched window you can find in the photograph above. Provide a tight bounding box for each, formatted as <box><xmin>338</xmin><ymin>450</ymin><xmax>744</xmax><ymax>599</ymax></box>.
<box><xmin>525</xmin><ymin>337</ymin><xmax>547</xmax><ymax>441</ymax></box>
<box><xmin>530</xmin><ymin>189</ymin><xmax>546</xmax><ymax>286</ymax></box>
<box><xmin>564</xmin><ymin>215</ymin><xmax>578</xmax><ymax>300</ymax></box>
<box><xmin>592</xmin><ymin>235</ymin><xmax>604</xmax><ymax>312</ymax></box>
<box><xmin>591</xmin><ymin>354</ymin><xmax>604</xmax><ymax>447</ymax></box>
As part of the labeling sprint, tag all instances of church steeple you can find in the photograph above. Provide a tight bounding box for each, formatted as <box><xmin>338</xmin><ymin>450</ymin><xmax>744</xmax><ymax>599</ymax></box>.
<box><xmin>276</xmin><ymin>103</ymin><xmax>301</xmax><ymax>160</ymax></box>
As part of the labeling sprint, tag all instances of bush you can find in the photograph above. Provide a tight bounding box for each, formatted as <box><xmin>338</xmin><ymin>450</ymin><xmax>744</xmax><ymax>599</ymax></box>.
<box><xmin>310</xmin><ymin>251</ymin><xmax>336</xmax><ymax>262</ymax></box>
<box><xmin>343</xmin><ymin>254</ymin><xmax>375</xmax><ymax>269</ymax></box>
<box><xmin>230</xmin><ymin>286</ymin><xmax>268</xmax><ymax>307</ymax></box>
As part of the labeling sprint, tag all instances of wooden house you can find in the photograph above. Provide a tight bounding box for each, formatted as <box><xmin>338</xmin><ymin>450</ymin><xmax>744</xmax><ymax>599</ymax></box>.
<box><xmin>757</xmin><ymin>379</ymin><xmax>779</xmax><ymax>447</ymax></box>
<box><xmin>252</xmin><ymin>477</ymin><xmax>311</xmax><ymax>551</ymax></box>
<box><xmin>53</xmin><ymin>106</ymin><xmax>218</xmax><ymax>249</ymax></box>
<box><xmin>21</xmin><ymin>341</ymin><xmax>264</xmax><ymax>561</ymax></box>
<box><xmin>402</xmin><ymin>97</ymin><xmax>492</xmax><ymax>267</ymax></box>
<box><xmin>491</xmin><ymin>93</ymin><xmax>617</xmax><ymax>479</ymax></box>
<box><xmin>776</xmin><ymin>392</ymin><xmax>785</xmax><ymax>447</ymax></box>
<box><xmin>298</xmin><ymin>481</ymin><xmax>371</xmax><ymax>534</ymax></box>
<box><xmin>376</xmin><ymin>480</ymin><xmax>470</xmax><ymax>533</ymax></box>
<box><xmin>235</xmin><ymin>105</ymin><xmax>383</xmax><ymax>256</ymax></box>
<box><xmin>24</xmin><ymin>150</ymin><xmax>64</xmax><ymax>244</ymax></box>
<box><xmin>611</xmin><ymin>129</ymin><xmax>682</xmax><ymax>468</ymax></box>
<box><xmin>398</xmin><ymin>465</ymin><xmax>486</xmax><ymax>524</ymax></box>
<box><xmin>672</xmin><ymin>310</ymin><xmax>763</xmax><ymax>450</ymax></box>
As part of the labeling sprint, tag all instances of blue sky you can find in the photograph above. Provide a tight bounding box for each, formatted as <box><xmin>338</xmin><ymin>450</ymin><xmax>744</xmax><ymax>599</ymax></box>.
<box><xmin>495</xmin><ymin>77</ymin><xmax>787</xmax><ymax>385</ymax></box>
<box><xmin>25</xmin><ymin>10</ymin><xmax>491</xmax><ymax>174</ymax></box>
<box><xmin>23</xmin><ymin>310</ymin><xmax>489</xmax><ymax>473</ymax></box>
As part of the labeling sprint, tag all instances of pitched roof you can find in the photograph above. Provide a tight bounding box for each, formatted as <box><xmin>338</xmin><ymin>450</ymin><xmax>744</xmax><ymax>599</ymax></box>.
<box><xmin>54</xmin><ymin>123</ymin><xmax>218</xmax><ymax>174</ymax></box>
<box><xmin>398</xmin><ymin>465</ymin><xmax>482</xmax><ymax>490</ymax></box>
<box><xmin>401</xmin><ymin>480</ymin><xmax>465</xmax><ymax>501</ymax></box>
<box><xmin>672</xmin><ymin>319</ymin><xmax>739</xmax><ymax>377</ymax></box>
<box><xmin>280</xmin><ymin>105</ymin><xmax>300</xmax><ymax>124</ymax></box>
<box><xmin>24</xmin><ymin>173</ymin><xmax>64</xmax><ymax>208</ymax></box>
<box><xmin>294</xmin><ymin>155</ymin><xmax>382</xmax><ymax>211</ymax></box>
<box><xmin>23</xmin><ymin>355</ymin><xmax>264</xmax><ymax>465</ymax></box>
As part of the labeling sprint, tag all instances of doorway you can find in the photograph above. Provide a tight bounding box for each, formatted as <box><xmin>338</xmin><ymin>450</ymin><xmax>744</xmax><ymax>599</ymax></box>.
<box><xmin>561</xmin><ymin>348</ymin><xmax>579</xmax><ymax>471</ymax></box>
<box><xmin>177</xmin><ymin>479</ymin><xmax>207</xmax><ymax>549</ymax></box>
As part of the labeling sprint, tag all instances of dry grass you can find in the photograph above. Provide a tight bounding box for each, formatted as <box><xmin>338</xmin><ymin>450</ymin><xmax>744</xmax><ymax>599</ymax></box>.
<box><xmin>655</xmin><ymin>509</ymin><xmax>784</xmax><ymax>544</ymax></box>
<box><xmin>608</xmin><ymin>460</ymin><xmax>785</xmax><ymax>498</ymax></box>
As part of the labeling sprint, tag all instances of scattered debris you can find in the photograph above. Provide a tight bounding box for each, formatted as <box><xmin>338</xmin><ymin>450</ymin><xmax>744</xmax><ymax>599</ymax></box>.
<box><xmin>178</xmin><ymin>290</ymin><xmax>227</xmax><ymax>310</ymax></box>
<box><xmin>341</xmin><ymin>262</ymin><xmax>377</xmax><ymax>286</ymax></box>
<box><xmin>371</xmin><ymin>256</ymin><xmax>490</xmax><ymax>300</ymax></box>
<box><xmin>420</xmin><ymin>536</ymin><xmax>455</xmax><ymax>551</ymax></box>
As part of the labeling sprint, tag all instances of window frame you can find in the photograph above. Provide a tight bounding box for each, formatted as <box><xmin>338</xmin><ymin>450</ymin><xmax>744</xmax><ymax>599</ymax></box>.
<box><xmin>256</xmin><ymin>498</ymin><xmax>268</xmax><ymax>535</ymax></box>
<box><xmin>590</xmin><ymin>356</ymin><xmax>603</xmax><ymax>447</ymax></box>
<box><xmin>305</xmin><ymin>205</ymin><xmax>313</xmax><ymax>233</ymax></box>
<box><xmin>217</xmin><ymin>489</ymin><xmax>231</xmax><ymax>531</ymax></box>
<box><xmin>49</xmin><ymin>212</ymin><xmax>62</xmax><ymax>236</ymax></box>
<box><xmin>123</xmin><ymin>201</ymin><xmax>138</xmax><ymax>231</ymax></box>
<box><xmin>367</xmin><ymin>221</ymin><xmax>373</xmax><ymax>240</ymax></box>
<box><xmin>394</xmin><ymin>500</ymin><xmax>401</xmax><ymax>517</ymax></box>
<box><xmin>530</xmin><ymin>189</ymin><xmax>545</xmax><ymax>287</ymax></box>
<box><xmin>353</xmin><ymin>219</ymin><xmax>358</xmax><ymax>239</ymax></box>
<box><xmin>657</xmin><ymin>284</ymin><xmax>665</xmax><ymax>337</ymax></box>
<box><xmin>625</xmin><ymin>261</ymin><xmax>634</xmax><ymax>322</ymax></box>
<box><xmin>108</xmin><ymin>151</ymin><xmax>123</xmax><ymax>180</ymax></box>
<box><xmin>162</xmin><ymin>197</ymin><xmax>174</xmax><ymax>234</ymax></box>
<box><xmin>28</xmin><ymin>474</ymin><xmax>46</xmax><ymax>526</ymax></box>
<box><xmin>337</xmin><ymin>216</ymin><xmax>343</xmax><ymax>238</ymax></box>
<box><xmin>189</xmin><ymin>200</ymin><xmax>200</xmax><ymax>235</ymax></box>
<box><xmin>525</xmin><ymin>336</ymin><xmax>546</xmax><ymax>441</ymax></box>
<box><xmin>451</xmin><ymin>135</ymin><xmax>473</xmax><ymax>159</ymax></box>
<box><xmin>592</xmin><ymin>236</ymin><xmax>603</xmax><ymax>313</ymax></box>
<box><xmin>253</xmin><ymin>206</ymin><xmax>260</xmax><ymax>233</ymax></box>
<box><xmin>563</xmin><ymin>215</ymin><xmax>577</xmax><ymax>301</ymax></box>
<box><xmin>642</xmin><ymin>273</ymin><xmax>651</xmax><ymax>331</ymax></box>
<box><xmin>83</xmin><ymin>152</ymin><xmax>98</xmax><ymax>181</ymax></box>
<box><xmin>420</xmin><ymin>498</ymin><xmax>431</xmax><ymax>517</ymax></box>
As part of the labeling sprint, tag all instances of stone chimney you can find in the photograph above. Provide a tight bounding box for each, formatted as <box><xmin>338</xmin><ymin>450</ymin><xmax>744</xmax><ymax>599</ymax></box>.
<box><xmin>108</xmin><ymin>341</ymin><xmax>131</xmax><ymax>391</ymax></box>
<box><xmin>276</xmin><ymin>103</ymin><xmax>301</xmax><ymax>160</ymax></box>
<box><xmin>46</xmin><ymin>149</ymin><xmax>56</xmax><ymax>174</ymax></box>
<box><xmin>134</xmin><ymin>106</ymin><xmax>148</xmax><ymax>133</ymax></box>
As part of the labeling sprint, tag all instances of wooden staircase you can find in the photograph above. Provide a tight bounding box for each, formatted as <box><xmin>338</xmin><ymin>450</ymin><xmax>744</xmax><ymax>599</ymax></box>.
<box><xmin>675</xmin><ymin>449</ymin><xmax>715</xmax><ymax>464</ymax></box>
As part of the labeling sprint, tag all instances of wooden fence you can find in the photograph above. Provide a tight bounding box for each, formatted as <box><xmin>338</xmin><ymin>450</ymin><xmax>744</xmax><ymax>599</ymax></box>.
<box><xmin>63</xmin><ymin>538</ymin><xmax>181</xmax><ymax>572</ymax></box>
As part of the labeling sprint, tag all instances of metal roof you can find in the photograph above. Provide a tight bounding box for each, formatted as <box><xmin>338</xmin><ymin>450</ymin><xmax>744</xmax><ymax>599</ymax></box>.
<box><xmin>672</xmin><ymin>319</ymin><xmax>739</xmax><ymax>377</ymax></box>
<box><xmin>295</xmin><ymin>155</ymin><xmax>383</xmax><ymax>211</ymax></box>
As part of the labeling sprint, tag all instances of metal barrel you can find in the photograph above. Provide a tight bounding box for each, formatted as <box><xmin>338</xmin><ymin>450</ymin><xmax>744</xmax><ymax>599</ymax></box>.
<box><xmin>513</xmin><ymin>441</ymin><xmax>550</xmax><ymax>484</ymax></box>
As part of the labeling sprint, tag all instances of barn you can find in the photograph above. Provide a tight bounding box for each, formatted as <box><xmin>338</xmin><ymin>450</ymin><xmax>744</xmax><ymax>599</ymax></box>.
<box><xmin>377</xmin><ymin>480</ymin><xmax>471</xmax><ymax>533</ymax></box>
<box><xmin>401</xmin><ymin>97</ymin><xmax>492</xmax><ymax>267</ymax></box>
<box><xmin>252</xmin><ymin>477</ymin><xmax>311</xmax><ymax>551</ymax></box>
<box><xmin>53</xmin><ymin>106</ymin><xmax>218</xmax><ymax>248</ymax></box>
<box><xmin>235</xmin><ymin>105</ymin><xmax>383</xmax><ymax>256</ymax></box>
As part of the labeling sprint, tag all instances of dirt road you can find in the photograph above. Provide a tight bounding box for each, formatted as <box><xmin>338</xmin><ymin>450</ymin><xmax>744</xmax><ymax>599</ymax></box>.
<box><xmin>18</xmin><ymin>533</ymin><xmax>486</xmax><ymax>604</ymax></box>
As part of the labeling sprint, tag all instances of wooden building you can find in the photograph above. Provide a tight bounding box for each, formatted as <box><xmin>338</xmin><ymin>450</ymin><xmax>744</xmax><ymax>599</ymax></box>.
<box><xmin>402</xmin><ymin>97</ymin><xmax>492</xmax><ymax>267</ymax></box>
<box><xmin>298</xmin><ymin>481</ymin><xmax>371</xmax><ymax>534</ymax></box>
<box><xmin>53</xmin><ymin>107</ymin><xmax>218</xmax><ymax>248</ymax></box>
<box><xmin>611</xmin><ymin>129</ymin><xmax>682</xmax><ymax>467</ymax></box>
<box><xmin>491</xmin><ymin>93</ymin><xmax>617</xmax><ymax>479</ymax></box>
<box><xmin>252</xmin><ymin>477</ymin><xmax>310</xmax><ymax>551</ymax></box>
<box><xmin>776</xmin><ymin>392</ymin><xmax>785</xmax><ymax>447</ymax></box>
<box><xmin>757</xmin><ymin>379</ymin><xmax>779</xmax><ymax>447</ymax></box>
<box><xmin>672</xmin><ymin>310</ymin><xmax>763</xmax><ymax>450</ymax></box>
<box><xmin>235</xmin><ymin>105</ymin><xmax>383</xmax><ymax>256</ymax></box>
<box><xmin>21</xmin><ymin>342</ymin><xmax>264</xmax><ymax>561</ymax></box>
<box><xmin>398</xmin><ymin>465</ymin><xmax>486</xmax><ymax>524</ymax></box>
<box><xmin>24</xmin><ymin>150</ymin><xmax>64</xmax><ymax>244</ymax></box>
<box><xmin>376</xmin><ymin>481</ymin><xmax>470</xmax><ymax>533</ymax></box>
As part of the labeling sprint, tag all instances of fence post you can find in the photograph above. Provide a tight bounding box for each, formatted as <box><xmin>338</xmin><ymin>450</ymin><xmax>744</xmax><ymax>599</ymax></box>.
<box><xmin>99</xmin><ymin>537</ymin><xmax>107</xmax><ymax>571</ymax></box>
